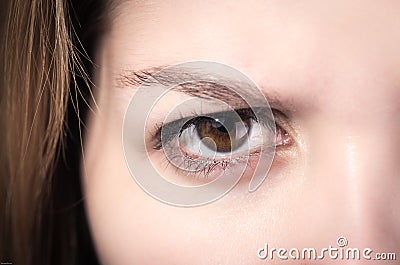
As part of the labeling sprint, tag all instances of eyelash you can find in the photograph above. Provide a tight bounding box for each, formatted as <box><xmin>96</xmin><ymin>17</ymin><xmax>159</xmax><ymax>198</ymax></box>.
<box><xmin>150</xmin><ymin>108</ymin><xmax>291</xmax><ymax>178</ymax></box>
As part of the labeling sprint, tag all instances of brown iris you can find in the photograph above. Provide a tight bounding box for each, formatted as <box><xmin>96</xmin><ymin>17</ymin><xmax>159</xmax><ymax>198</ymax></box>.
<box><xmin>195</xmin><ymin>116</ymin><xmax>251</xmax><ymax>153</ymax></box>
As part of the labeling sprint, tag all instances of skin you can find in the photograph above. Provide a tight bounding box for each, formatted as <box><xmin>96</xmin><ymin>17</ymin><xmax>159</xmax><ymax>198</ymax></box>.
<box><xmin>83</xmin><ymin>0</ymin><xmax>400</xmax><ymax>264</ymax></box>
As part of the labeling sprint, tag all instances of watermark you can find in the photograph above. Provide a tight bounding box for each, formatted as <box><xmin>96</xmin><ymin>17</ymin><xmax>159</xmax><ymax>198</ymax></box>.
<box><xmin>123</xmin><ymin>61</ymin><xmax>276</xmax><ymax>207</ymax></box>
<box><xmin>257</xmin><ymin>236</ymin><xmax>397</xmax><ymax>261</ymax></box>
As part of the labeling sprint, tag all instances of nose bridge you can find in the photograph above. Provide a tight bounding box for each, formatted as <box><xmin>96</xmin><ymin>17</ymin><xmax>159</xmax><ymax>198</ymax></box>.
<box><xmin>341</xmin><ymin>130</ymin><xmax>399</xmax><ymax>226</ymax></box>
<box><xmin>325</xmin><ymin>61</ymin><xmax>400</xmax><ymax>240</ymax></box>
<box><xmin>309</xmin><ymin>115</ymin><xmax>400</xmax><ymax>249</ymax></box>
<box><xmin>349</xmin><ymin>130</ymin><xmax>400</xmax><ymax>247</ymax></box>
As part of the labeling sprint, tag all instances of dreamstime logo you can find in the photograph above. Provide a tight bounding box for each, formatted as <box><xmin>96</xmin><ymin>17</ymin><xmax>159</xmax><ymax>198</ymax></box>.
<box><xmin>123</xmin><ymin>61</ymin><xmax>276</xmax><ymax>207</ymax></box>
<box><xmin>336</xmin><ymin>236</ymin><xmax>348</xmax><ymax>248</ymax></box>
<box><xmin>257</xmin><ymin>236</ymin><xmax>397</xmax><ymax>261</ymax></box>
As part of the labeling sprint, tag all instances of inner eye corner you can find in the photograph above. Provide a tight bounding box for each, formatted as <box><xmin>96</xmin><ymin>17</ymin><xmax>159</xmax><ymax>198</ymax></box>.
<box><xmin>274</xmin><ymin>121</ymin><xmax>297</xmax><ymax>150</ymax></box>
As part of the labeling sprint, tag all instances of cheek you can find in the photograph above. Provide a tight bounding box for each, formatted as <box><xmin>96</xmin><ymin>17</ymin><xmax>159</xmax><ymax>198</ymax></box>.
<box><xmin>82</xmin><ymin>110</ymin><xmax>311</xmax><ymax>265</ymax></box>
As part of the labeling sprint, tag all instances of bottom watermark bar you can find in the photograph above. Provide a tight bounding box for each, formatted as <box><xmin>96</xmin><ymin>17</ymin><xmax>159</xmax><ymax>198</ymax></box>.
<box><xmin>257</xmin><ymin>237</ymin><xmax>397</xmax><ymax>261</ymax></box>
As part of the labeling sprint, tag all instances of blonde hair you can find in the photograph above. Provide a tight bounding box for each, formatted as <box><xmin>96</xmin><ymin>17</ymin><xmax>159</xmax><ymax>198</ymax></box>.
<box><xmin>0</xmin><ymin>0</ymin><xmax>107</xmax><ymax>264</ymax></box>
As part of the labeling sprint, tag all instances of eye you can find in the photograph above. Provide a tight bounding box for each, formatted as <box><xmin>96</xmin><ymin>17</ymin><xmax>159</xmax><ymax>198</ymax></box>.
<box><xmin>151</xmin><ymin>107</ymin><xmax>292</xmax><ymax>176</ymax></box>
<box><xmin>177</xmin><ymin>108</ymin><xmax>257</xmax><ymax>158</ymax></box>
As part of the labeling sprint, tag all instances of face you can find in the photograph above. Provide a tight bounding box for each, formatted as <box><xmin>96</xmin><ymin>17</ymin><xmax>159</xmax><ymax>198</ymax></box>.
<box><xmin>83</xmin><ymin>0</ymin><xmax>400</xmax><ymax>264</ymax></box>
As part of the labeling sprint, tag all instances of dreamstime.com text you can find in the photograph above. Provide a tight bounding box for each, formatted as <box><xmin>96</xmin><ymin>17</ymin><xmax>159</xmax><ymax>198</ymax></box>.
<box><xmin>257</xmin><ymin>237</ymin><xmax>397</xmax><ymax>261</ymax></box>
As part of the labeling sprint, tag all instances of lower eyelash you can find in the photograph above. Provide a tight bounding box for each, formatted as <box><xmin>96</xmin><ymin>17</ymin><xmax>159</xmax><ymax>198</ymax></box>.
<box><xmin>162</xmin><ymin>146</ymin><xmax>262</xmax><ymax>179</ymax></box>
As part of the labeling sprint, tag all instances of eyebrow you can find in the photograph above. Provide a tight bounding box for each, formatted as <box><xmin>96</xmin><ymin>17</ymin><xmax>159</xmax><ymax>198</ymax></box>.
<box><xmin>118</xmin><ymin>66</ymin><xmax>293</xmax><ymax>112</ymax></box>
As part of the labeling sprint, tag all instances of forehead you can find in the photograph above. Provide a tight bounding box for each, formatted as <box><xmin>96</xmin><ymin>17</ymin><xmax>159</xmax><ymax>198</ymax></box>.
<box><xmin>106</xmin><ymin>0</ymin><xmax>400</xmax><ymax>110</ymax></box>
<box><xmin>110</xmin><ymin>0</ymin><xmax>400</xmax><ymax>60</ymax></box>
